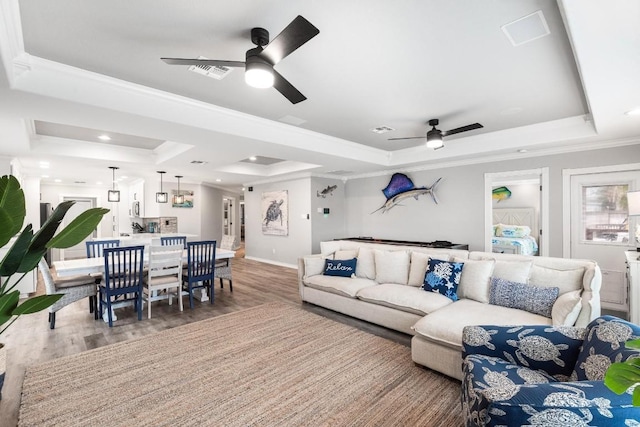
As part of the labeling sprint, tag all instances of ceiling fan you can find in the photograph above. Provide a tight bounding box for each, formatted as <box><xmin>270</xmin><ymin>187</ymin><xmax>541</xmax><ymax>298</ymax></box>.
<box><xmin>388</xmin><ymin>119</ymin><xmax>483</xmax><ymax>149</ymax></box>
<box><xmin>161</xmin><ymin>15</ymin><xmax>319</xmax><ymax>104</ymax></box>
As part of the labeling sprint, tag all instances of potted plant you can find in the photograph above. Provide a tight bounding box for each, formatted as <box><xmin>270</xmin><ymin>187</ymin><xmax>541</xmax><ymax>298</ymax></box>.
<box><xmin>604</xmin><ymin>338</ymin><xmax>640</xmax><ymax>405</ymax></box>
<box><xmin>0</xmin><ymin>175</ymin><xmax>109</xmax><ymax>398</ymax></box>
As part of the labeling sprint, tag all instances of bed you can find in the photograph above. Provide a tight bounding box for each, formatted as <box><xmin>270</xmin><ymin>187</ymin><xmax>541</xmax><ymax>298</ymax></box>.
<box><xmin>492</xmin><ymin>207</ymin><xmax>539</xmax><ymax>255</ymax></box>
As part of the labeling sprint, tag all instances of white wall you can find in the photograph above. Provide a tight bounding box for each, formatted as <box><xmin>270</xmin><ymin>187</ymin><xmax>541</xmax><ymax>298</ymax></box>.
<box><xmin>345</xmin><ymin>145</ymin><xmax>640</xmax><ymax>257</ymax></box>
<box><xmin>245</xmin><ymin>177</ymin><xmax>312</xmax><ymax>266</ymax></box>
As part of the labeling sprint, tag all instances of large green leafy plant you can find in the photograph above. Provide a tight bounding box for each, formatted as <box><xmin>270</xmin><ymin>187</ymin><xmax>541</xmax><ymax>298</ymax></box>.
<box><xmin>604</xmin><ymin>338</ymin><xmax>640</xmax><ymax>405</ymax></box>
<box><xmin>0</xmin><ymin>175</ymin><xmax>109</xmax><ymax>336</ymax></box>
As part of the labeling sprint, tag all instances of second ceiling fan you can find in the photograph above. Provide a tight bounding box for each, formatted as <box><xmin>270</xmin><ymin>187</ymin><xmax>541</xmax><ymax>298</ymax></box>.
<box><xmin>389</xmin><ymin>119</ymin><xmax>483</xmax><ymax>149</ymax></box>
<box><xmin>161</xmin><ymin>15</ymin><xmax>319</xmax><ymax>104</ymax></box>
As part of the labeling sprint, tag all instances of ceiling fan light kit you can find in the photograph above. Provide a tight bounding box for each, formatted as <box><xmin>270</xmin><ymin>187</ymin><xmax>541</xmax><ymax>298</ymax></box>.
<box><xmin>389</xmin><ymin>118</ymin><xmax>483</xmax><ymax>150</ymax></box>
<box><xmin>162</xmin><ymin>16</ymin><xmax>319</xmax><ymax>104</ymax></box>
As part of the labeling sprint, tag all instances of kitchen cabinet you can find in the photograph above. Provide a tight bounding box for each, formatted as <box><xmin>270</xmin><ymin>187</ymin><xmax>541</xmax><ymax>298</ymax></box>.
<box><xmin>128</xmin><ymin>179</ymin><xmax>145</xmax><ymax>218</ymax></box>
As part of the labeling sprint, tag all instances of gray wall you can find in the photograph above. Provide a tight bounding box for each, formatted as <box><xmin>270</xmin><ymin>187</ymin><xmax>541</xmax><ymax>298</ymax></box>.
<box><xmin>310</xmin><ymin>177</ymin><xmax>346</xmax><ymax>253</ymax></box>
<box><xmin>346</xmin><ymin>145</ymin><xmax>640</xmax><ymax>257</ymax></box>
<box><xmin>245</xmin><ymin>177</ymin><xmax>312</xmax><ymax>265</ymax></box>
<box><xmin>199</xmin><ymin>184</ymin><xmax>223</xmax><ymax>243</ymax></box>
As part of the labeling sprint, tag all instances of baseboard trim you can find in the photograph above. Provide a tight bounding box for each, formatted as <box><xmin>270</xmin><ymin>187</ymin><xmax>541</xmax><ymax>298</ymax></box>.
<box><xmin>245</xmin><ymin>256</ymin><xmax>297</xmax><ymax>269</ymax></box>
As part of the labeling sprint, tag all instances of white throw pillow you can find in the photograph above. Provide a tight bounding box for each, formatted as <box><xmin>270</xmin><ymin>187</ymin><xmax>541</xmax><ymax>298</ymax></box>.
<box><xmin>320</xmin><ymin>241</ymin><xmax>342</xmax><ymax>256</ymax></box>
<box><xmin>356</xmin><ymin>247</ymin><xmax>376</xmax><ymax>279</ymax></box>
<box><xmin>334</xmin><ymin>249</ymin><xmax>359</xmax><ymax>260</ymax></box>
<box><xmin>407</xmin><ymin>252</ymin><xmax>450</xmax><ymax>287</ymax></box>
<box><xmin>374</xmin><ymin>249</ymin><xmax>410</xmax><ymax>285</ymax></box>
<box><xmin>303</xmin><ymin>256</ymin><xmax>329</xmax><ymax>279</ymax></box>
<box><xmin>492</xmin><ymin>260</ymin><xmax>532</xmax><ymax>283</ymax></box>
<box><xmin>455</xmin><ymin>258</ymin><xmax>495</xmax><ymax>303</ymax></box>
<box><xmin>529</xmin><ymin>265</ymin><xmax>585</xmax><ymax>295</ymax></box>
<box><xmin>551</xmin><ymin>290</ymin><xmax>583</xmax><ymax>326</ymax></box>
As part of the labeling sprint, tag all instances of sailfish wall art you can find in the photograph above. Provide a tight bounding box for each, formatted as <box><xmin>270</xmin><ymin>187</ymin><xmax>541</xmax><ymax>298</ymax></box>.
<box><xmin>372</xmin><ymin>173</ymin><xmax>442</xmax><ymax>214</ymax></box>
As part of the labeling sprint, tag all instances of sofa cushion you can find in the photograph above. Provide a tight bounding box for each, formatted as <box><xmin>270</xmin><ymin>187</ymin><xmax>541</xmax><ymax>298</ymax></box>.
<box><xmin>455</xmin><ymin>257</ymin><xmax>494</xmax><ymax>303</ymax></box>
<box><xmin>493</xmin><ymin>259</ymin><xmax>532</xmax><ymax>283</ymax></box>
<box><xmin>407</xmin><ymin>251</ymin><xmax>450</xmax><ymax>287</ymax></box>
<box><xmin>572</xmin><ymin>316</ymin><xmax>640</xmax><ymax>381</ymax></box>
<box><xmin>356</xmin><ymin>283</ymin><xmax>453</xmax><ymax>315</ymax></box>
<box><xmin>304</xmin><ymin>275</ymin><xmax>377</xmax><ymax>298</ymax></box>
<box><xmin>355</xmin><ymin>247</ymin><xmax>376</xmax><ymax>280</ymax></box>
<box><xmin>412</xmin><ymin>299</ymin><xmax>551</xmax><ymax>350</ymax></box>
<box><xmin>334</xmin><ymin>249</ymin><xmax>358</xmax><ymax>260</ymax></box>
<box><xmin>489</xmin><ymin>277</ymin><xmax>559</xmax><ymax>318</ymax></box>
<box><xmin>320</xmin><ymin>240</ymin><xmax>342</xmax><ymax>256</ymax></box>
<box><xmin>303</xmin><ymin>255</ymin><xmax>331</xmax><ymax>279</ymax></box>
<box><xmin>422</xmin><ymin>258</ymin><xmax>463</xmax><ymax>301</ymax></box>
<box><xmin>323</xmin><ymin>258</ymin><xmax>357</xmax><ymax>277</ymax></box>
<box><xmin>374</xmin><ymin>249</ymin><xmax>410</xmax><ymax>285</ymax></box>
<box><xmin>551</xmin><ymin>290</ymin><xmax>583</xmax><ymax>326</ymax></box>
<box><xmin>528</xmin><ymin>265</ymin><xmax>585</xmax><ymax>295</ymax></box>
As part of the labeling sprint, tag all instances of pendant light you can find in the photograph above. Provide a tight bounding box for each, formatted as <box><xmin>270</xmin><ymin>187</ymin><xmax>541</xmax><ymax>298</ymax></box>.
<box><xmin>107</xmin><ymin>166</ymin><xmax>120</xmax><ymax>202</ymax></box>
<box><xmin>174</xmin><ymin>175</ymin><xmax>184</xmax><ymax>204</ymax></box>
<box><xmin>156</xmin><ymin>171</ymin><xmax>168</xmax><ymax>203</ymax></box>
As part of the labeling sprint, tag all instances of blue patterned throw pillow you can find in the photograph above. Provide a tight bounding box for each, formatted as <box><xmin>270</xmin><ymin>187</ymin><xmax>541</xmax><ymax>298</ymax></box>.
<box><xmin>489</xmin><ymin>277</ymin><xmax>558</xmax><ymax>318</ymax></box>
<box><xmin>324</xmin><ymin>258</ymin><xmax>357</xmax><ymax>277</ymax></box>
<box><xmin>422</xmin><ymin>258</ymin><xmax>463</xmax><ymax>301</ymax></box>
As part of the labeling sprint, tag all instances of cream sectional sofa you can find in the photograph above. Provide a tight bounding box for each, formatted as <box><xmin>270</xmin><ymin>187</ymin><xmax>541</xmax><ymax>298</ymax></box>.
<box><xmin>298</xmin><ymin>240</ymin><xmax>602</xmax><ymax>380</ymax></box>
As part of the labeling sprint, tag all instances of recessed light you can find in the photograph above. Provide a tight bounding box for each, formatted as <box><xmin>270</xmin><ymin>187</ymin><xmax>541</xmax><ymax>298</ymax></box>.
<box><xmin>121</xmin><ymin>176</ymin><xmax>128</xmax><ymax>179</ymax></box>
<box><xmin>242</xmin><ymin>187</ymin><xmax>246</xmax><ymax>191</ymax></box>
<box><xmin>625</xmin><ymin>107</ymin><xmax>640</xmax><ymax>116</ymax></box>
<box><xmin>98</xmin><ymin>134</ymin><xmax>111</xmax><ymax>141</ymax></box>
<box><xmin>39</xmin><ymin>161</ymin><xmax>49</xmax><ymax>169</ymax></box>
<box><xmin>54</xmin><ymin>179</ymin><xmax>61</xmax><ymax>183</ymax></box>
<box><xmin>518</xmin><ymin>149</ymin><xmax>528</xmax><ymax>153</ymax></box>
<box><xmin>249</xmin><ymin>156</ymin><xmax>257</xmax><ymax>161</ymax></box>
<box><xmin>96</xmin><ymin>181</ymin><xmax>102</xmax><ymax>185</ymax></box>
<box><xmin>41</xmin><ymin>175</ymin><xmax>49</xmax><ymax>178</ymax></box>
<box><xmin>215</xmin><ymin>179</ymin><xmax>222</xmax><ymax>182</ymax></box>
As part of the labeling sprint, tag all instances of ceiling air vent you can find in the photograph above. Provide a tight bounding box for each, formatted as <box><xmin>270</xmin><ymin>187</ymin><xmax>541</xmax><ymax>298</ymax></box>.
<box><xmin>188</xmin><ymin>56</ymin><xmax>233</xmax><ymax>80</ymax></box>
<box><xmin>371</xmin><ymin>126</ymin><xmax>394</xmax><ymax>134</ymax></box>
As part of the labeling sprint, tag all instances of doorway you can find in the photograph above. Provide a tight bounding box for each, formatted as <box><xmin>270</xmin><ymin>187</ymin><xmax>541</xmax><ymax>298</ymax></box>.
<box><xmin>222</xmin><ymin>196</ymin><xmax>236</xmax><ymax>238</ymax></box>
<box><xmin>59</xmin><ymin>196</ymin><xmax>99</xmax><ymax>260</ymax></box>
<box><xmin>484</xmin><ymin>168</ymin><xmax>549</xmax><ymax>256</ymax></box>
<box><xmin>563</xmin><ymin>164</ymin><xmax>640</xmax><ymax>315</ymax></box>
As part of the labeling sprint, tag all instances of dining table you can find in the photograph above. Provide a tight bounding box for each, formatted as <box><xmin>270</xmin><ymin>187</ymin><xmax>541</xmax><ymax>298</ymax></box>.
<box><xmin>53</xmin><ymin>247</ymin><xmax>236</xmax><ymax>322</ymax></box>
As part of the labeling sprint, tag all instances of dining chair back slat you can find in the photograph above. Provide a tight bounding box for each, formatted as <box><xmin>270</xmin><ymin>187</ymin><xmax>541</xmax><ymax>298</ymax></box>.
<box><xmin>99</xmin><ymin>245</ymin><xmax>145</xmax><ymax>327</ymax></box>
<box><xmin>144</xmin><ymin>244</ymin><xmax>183</xmax><ymax>318</ymax></box>
<box><xmin>86</xmin><ymin>239</ymin><xmax>120</xmax><ymax>258</ymax></box>
<box><xmin>161</xmin><ymin>236</ymin><xmax>187</xmax><ymax>249</ymax></box>
<box><xmin>182</xmin><ymin>240</ymin><xmax>217</xmax><ymax>309</ymax></box>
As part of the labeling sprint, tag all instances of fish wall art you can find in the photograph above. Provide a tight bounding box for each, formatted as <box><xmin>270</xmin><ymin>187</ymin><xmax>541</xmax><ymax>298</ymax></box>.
<box><xmin>317</xmin><ymin>185</ymin><xmax>337</xmax><ymax>198</ymax></box>
<box><xmin>492</xmin><ymin>186</ymin><xmax>512</xmax><ymax>203</ymax></box>
<box><xmin>372</xmin><ymin>173</ymin><xmax>442</xmax><ymax>214</ymax></box>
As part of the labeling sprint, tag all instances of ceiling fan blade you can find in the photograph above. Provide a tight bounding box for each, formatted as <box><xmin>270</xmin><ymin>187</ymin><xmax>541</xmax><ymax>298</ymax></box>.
<box><xmin>441</xmin><ymin>123</ymin><xmax>483</xmax><ymax>137</ymax></box>
<box><xmin>273</xmin><ymin>70</ymin><xmax>306</xmax><ymax>104</ymax></box>
<box><xmin>161</xmin><ymin>58</ymin><xmax>246</xmax><ymax>68</ymax></box>
<box><xmin>261</xmin><ymin>16</ymin><xmax>320</xmax><ymax>65</ymax></box>
<box><xmin>388</xmin><ymin>136</ymin><xmax>425</xmax><ymax>141</ymax></box>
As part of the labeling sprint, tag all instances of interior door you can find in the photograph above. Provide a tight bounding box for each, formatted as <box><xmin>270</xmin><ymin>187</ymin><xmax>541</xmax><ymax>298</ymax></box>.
<box><xmin>61</xmin><ymin>198</ymin><xmax>96</xmax><ymax>260</ymax></box>
<box><xmin>570</xmin><ymin>170</ymin><xmax>639</xmax><ymax>314</ymax></box>
<box><xmin>222</xmin><ymin>196</ymin><xmax>235</xmax><ymax>237</ymax></box>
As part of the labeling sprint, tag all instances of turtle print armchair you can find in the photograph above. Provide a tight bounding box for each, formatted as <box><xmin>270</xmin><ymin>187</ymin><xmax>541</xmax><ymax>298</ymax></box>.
<box><xmin>461</xmin><ymin>316</ymin><xmax>640</xmax><ymax>426</ymax></box>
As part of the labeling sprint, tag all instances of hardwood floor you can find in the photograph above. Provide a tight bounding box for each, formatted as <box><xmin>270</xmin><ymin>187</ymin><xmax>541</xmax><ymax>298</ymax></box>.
<box><xmin>0</xmin><ymin>257</ymin><xmax>410</xmax><ymax>426</ymax></box>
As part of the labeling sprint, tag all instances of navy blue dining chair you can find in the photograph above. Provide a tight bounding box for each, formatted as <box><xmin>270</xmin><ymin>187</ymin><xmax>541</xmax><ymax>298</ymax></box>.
<box><xmin>161</xmin><ymin>236</ymin><xmax>187</xmax><ymax>249</ymax></box>
<box><xmin>182</xmin><ymin>240</ymin><xmax>217</xmax><ymax>309</ymax></box>
<box><xmin>98</xmin><ymin>245</ymin><xmax>145</xmax><ymax>327</ymax></box>
<box><xmin>86</xmin><ymin>239</ymin><xmax>120</xmax><ymax>258</ymax></box>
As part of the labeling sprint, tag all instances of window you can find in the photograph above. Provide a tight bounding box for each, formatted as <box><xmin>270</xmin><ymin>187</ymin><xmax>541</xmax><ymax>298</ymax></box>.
<box><xmin>581</xmin><ymin>184</ymin><xmax>629</xmax><ymax>243</ymax></box>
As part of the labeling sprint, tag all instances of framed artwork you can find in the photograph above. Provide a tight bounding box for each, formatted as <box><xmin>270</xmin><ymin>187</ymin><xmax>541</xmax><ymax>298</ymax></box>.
<box><xmin>172</xmin><ymin>190</ymin><xmax>194</xmax><ymax>208</ymax></box>
<box><xmin>262</xmin><ymin>190</ymin><xmax>288</xmax><ymax>235</ymax></box>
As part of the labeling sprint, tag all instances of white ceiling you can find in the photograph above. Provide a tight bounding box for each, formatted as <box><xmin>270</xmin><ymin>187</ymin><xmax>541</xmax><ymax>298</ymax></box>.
<box><xmin>0</xmin><ymin>0</ymin><xmax>638</xmax><ymax>192</ymax></box>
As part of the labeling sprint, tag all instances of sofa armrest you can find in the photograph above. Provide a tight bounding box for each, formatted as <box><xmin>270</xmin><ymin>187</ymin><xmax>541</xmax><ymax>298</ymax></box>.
<box><xmin>462</xmin><ymin>324</ymin><xmax>586</xmax><ymax>378</ymax></box>
<box><xmin>481</xmin><ymin>380</ymin><xmax>639</xmax><ymax>426</ymax></box>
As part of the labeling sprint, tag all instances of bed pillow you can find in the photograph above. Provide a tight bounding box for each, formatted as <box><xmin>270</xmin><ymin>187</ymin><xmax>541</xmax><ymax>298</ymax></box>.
<box><xmin>551</xmin><ymin>290</ymin><xmax>583</xmax><ymax>326</ymax></box>
<box><xmin>489</xmin><ymin>277</ymin><xmax>559</xmax><ymax>318</ymax></box>
<box><xmin>422</xmin><ymin>258</ymin><xmax>464</xmax><ymax>301</ymax></box>
<box><xmin>495</xmin><ymin>224</ymin><xmax>531</xmax><ymax>238</ymax></box>
<box><xmin>324</xmin><ymin>258</ymin><xmax>357</xmax><ymax>277</ymax></box>
<box><xmin>374</xmin><ymin>249</ymin><xmax>410</xmax><ymax>284</ymax></box>
<box><xmin>455</xmin><ymin>258</ymin><xmax>495</xmax><ymax>303</ymax></box>
<box><xmin>334</xmin><ymin>249</ymin><xmax>358</xmax><ymax>260</ymax></box>
<box><xmin>407</xmin><ymin>251</ymin><xmax>450</xmax><ymax>287</ymax></box>
<box><xmin>355</xmin><ymin>247</ymin><xmax>376</xmax><ymax>279</ymax></box>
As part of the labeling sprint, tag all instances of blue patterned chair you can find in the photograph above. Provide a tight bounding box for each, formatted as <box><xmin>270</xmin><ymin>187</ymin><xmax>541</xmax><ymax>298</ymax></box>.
<box><xmin>461</xmin><ymin>316</ymin><xmax>640</xmax><ymax>426</ymax></box>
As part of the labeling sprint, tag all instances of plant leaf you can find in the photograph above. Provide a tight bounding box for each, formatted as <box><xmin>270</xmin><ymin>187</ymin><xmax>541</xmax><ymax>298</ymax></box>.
<box><xmin>11</xmin><ymin>294</ymin><xmax>63</xmax><ymax>315</ymax></box>
<box><xmin>0</xmin><ymin>225</ymin><xmax>33</xmax><ymax>276</ymax></box>
<box><xmin>0</xmin><ymin>291</ymin><xmax>20</xmax><ymax>316</ymax></box>
<box><xmin>626</xmin><ymin>339</ymin><xmax>640</xmax><ymax>350</ymax></box>
<box><xmin>0</xmin><ymin>175</ymin><xmax>26</xmax><ymax>247</ymax></box>
<box><xmin>47</xmin><ymin>208</ymin><xmax>110</xmax><ymax>249</ymax></box>
<box><xmin>0</xmin><ymin>313</ymin><xmax>11</xmax><ymax>329</ymax></box>
<box><xmin>604</xmin><ymin>361</ymin><xmax>640</xmax><ymax>394</ymax></box>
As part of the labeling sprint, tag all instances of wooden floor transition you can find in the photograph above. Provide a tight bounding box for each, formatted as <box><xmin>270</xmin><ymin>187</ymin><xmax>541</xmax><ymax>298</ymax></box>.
<box><xmin>0</xmin><ymin>256</ymin><xmax>411</xmax><ymax>426</ymax></box>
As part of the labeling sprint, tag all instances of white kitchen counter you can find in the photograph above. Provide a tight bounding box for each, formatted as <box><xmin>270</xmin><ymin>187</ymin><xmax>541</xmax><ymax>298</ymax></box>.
<box><xmin>92</xmin><ymin>233</ymin><xmax>198</xmax><ymax>246</ymax></box>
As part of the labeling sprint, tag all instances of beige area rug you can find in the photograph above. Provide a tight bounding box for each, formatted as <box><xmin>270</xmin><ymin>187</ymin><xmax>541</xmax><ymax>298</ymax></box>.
<box><xmin>19</xmin><ymin>303</ymin><xmax>463</xmax><ymax>426</ymax></box>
